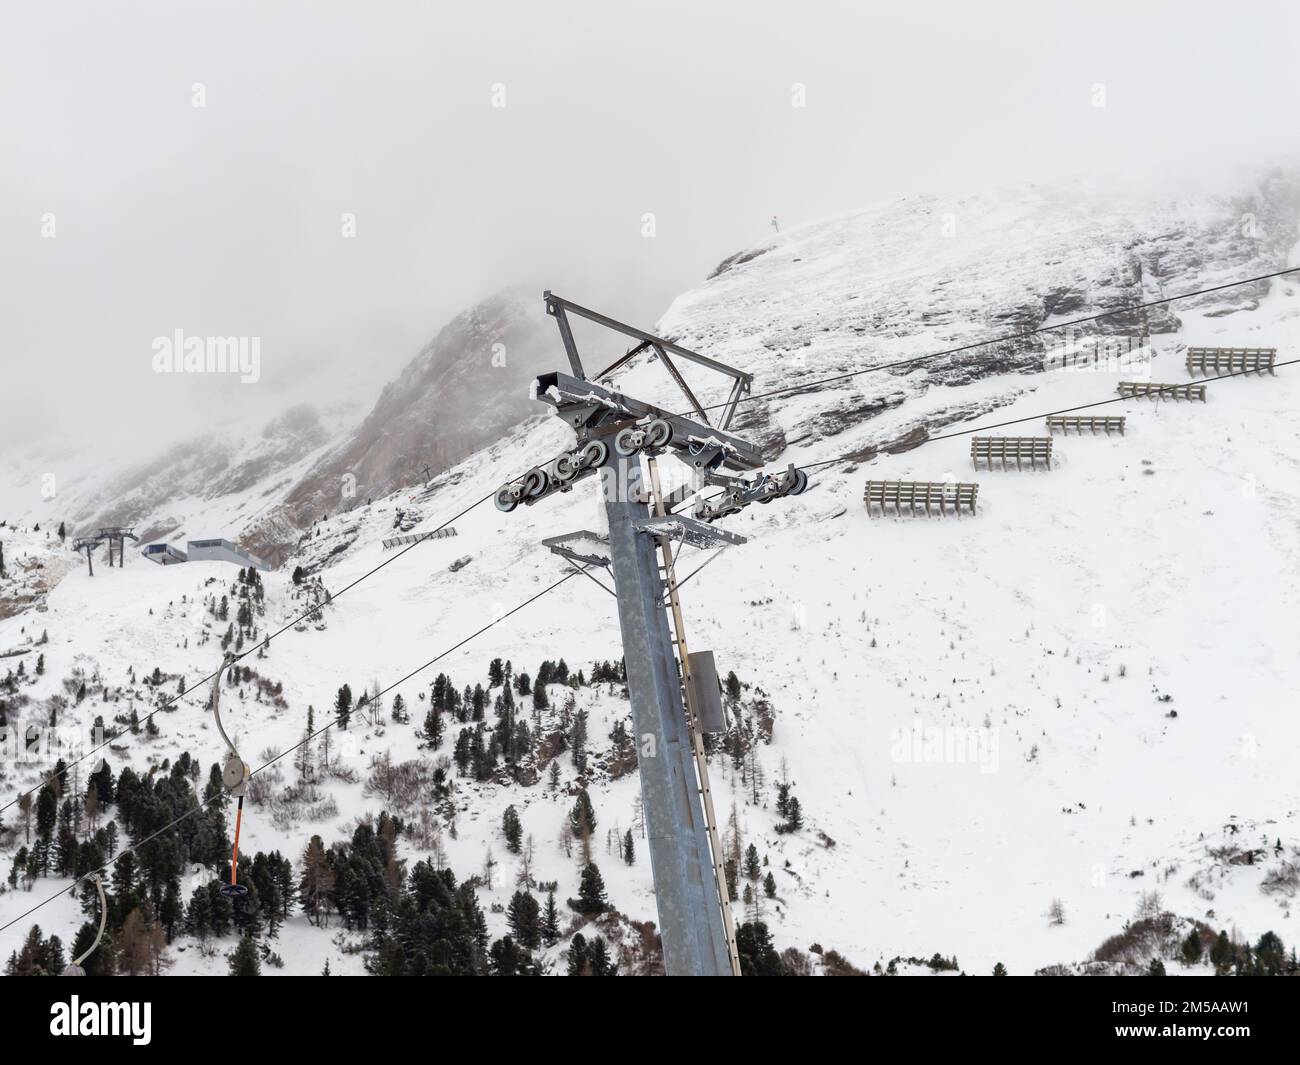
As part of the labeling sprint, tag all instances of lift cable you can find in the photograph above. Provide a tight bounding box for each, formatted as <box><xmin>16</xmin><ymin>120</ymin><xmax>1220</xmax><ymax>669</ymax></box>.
<box><xmin>0</xmin><ymin>564</ymin><xmax>587</xmax><ymax>939</ymax></box>
<box><xmin>1</xmin><ymin>485</ymin><xmax>498</xmax><ymax>818</ymax></box>
<box><xmin>680</xmin><ymin>265</ymin><xmax>1300</xmax><ymax>418</ymax></box>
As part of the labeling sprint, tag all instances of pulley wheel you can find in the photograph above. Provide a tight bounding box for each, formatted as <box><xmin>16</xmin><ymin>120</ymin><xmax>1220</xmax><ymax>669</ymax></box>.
<box><xmin>645</xmin><ymin>419</ymin><xmax>673</xmax><ymax>448</ymax></box>
<box><xmin>553</xmin><ymin>454</ymin><xmax>579</xmax><ymax>482</ymax></box>
<box><xmin>578</xmin><ymin>439</ymin><xmax>608</xmax><ymax>469</ymax></box>
<box><xmin>494</xmin><ymin>486</ymin><xmax>518</xmax><ymax>513</ymax></box>
<box><xmin>614</xmin><ymin>427</ymin><xmax>642</xmax><ymax>456</ymax></box>
<box><xmin>523</xmin><ymin>468</ymin><xmax>548</xmax><ymax>496</ymax></box>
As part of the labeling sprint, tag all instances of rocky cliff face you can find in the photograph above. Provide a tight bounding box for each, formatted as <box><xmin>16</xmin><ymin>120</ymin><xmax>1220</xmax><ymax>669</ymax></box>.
<box><xmin>240</xmin><ymin>289</ymin><xmax>557</xmax><ymax>563</ymax></box>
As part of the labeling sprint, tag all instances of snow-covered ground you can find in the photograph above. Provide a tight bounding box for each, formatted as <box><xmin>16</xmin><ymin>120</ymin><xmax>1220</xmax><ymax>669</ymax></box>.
<box><xmin>3</xmin><ymin>180</ymin><xmax>1298</xmax><ymax>975</ymax></box>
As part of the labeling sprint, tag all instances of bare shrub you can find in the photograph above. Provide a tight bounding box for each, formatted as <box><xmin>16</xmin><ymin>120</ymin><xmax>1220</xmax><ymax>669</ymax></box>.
<box><xmin>364</xmin><ymin>752</ymin><xmax>435</xmax><ymax>810</ymax></box>
<box><xmin>1093</xmin><ymin>910</ymin><xmax>1177</xmax><ymax>970</ymax></box>
<box><xmin>1262</xmin><ymin>861</ymin><xmax>1300</xmax><ymax>898</ymax></box>
<box><xmin>247</xmin><ymin>762</ymin><xmax>284</xmax><ymax>806</ymax></box>
<box><xmin>306</xmin><ymin>794</ymin><xmax>339</xmax><ymax>821</ymax></box>
<box><xmin>821</xmin><ymin>948</ymin><xmax>867</xmax><ymax>976</ymax></box>
<box><xmin>408</xmin><ymin>807</ymin><xmax>445</xmax><ymax>850</ymax></box>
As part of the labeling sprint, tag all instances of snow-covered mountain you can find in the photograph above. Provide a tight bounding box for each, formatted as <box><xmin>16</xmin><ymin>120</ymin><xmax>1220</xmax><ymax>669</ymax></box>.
<box><xmin>50</xmin><ymin>405</ymin><xmax>340</xmax><ymax>545</ymax></box>
<box><xmin>639</xmin><ymin>171</ymin><xmax>1300</xmax><ymax>465</ymax></box>
<box><xmin>3</xmin><ymin>173</ymin><xmax>1299</xmax><ymax>976</ymax></box>
<box><xmin>1</xmin><ymin>289</ymin><xmax>559</xmax><ymax>573</ymax></box>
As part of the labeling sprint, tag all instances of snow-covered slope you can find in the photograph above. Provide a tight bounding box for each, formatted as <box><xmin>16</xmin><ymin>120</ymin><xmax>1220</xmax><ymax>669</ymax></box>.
<box><xmin>3</xmin><ymin>175</ymin><xmax>1299</xmax><ymax>976</ymax></box>
<box><xmin>627</xmin><ymin>173</ymin><xmax>1300</xmax><ymax>468</ymax></box>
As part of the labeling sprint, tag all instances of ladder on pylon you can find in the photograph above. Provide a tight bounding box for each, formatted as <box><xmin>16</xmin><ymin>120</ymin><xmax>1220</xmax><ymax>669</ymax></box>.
<box><xmin>645</xmin><ymin>455</ymin><xmax>742</xmax><ymax>976</ymax></box>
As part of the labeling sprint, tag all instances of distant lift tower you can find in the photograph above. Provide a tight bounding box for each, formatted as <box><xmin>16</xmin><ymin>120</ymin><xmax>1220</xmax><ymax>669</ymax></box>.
<box><xmin>72</xmin><ymin>536</ymin><xmax>103</xmax><ymax>576</ymax></box>
<box><xmin>96</xmin><ymin>527</ymin><xmax>138</xmax><ymax>568</ymax></box>
<box><xmin>495</xmin><ymin>293</ymin><xmax>808</xmax><ymax>975</ymax></box>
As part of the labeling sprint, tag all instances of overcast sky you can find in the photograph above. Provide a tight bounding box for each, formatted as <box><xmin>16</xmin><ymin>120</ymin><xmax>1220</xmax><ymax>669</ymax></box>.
<box><xmin>2</xmin><ymin>0</ymin><xmax>1298</xmax><ymax>459</ymax></box>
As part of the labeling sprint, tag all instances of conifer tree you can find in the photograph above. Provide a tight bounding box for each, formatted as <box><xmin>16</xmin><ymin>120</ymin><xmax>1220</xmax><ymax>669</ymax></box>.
<box><xmin>228</xmin><ymin>933</ymin><xmax>260</xmax><ymax>976</ymax></box>
<box><xmin>1255</xmin><ymin>930</ymin><xmax>1286</xmax><ymax>975</ymax></box>
<box><xmin>1209</xmin><ymin>930</ymin><xmax>1233</xmax><ymax>973</ymax></box>
<box><xmin>489</xmin><ymin>935</ymin><xmax>527</xmax><ymax>976</ymax></box>
<box><xmin>70</xmin><ymin>920</ymin><xmax>115</xmax><ymax>975</ymax></box>
<box><xmin>422</xmin><ymin>704</ymin><xmax>444</xmax><ymax>749</ymax></box>
<box><xmin>566</xmin><ymin>933</ymin><xmax>589</xmax><ymax>976</ymax></box>
<box><xmin>542</xmin><ymin>891</ymin><xmax>561</xmax><ymax>946</ymax></box>
<box><xmin>4</xmin><ymin>925</ymin><xmax>65</xmax><ymax>976</ymax></box>
<box><xmin>506</xmin><ymin>890</ymin><xmax>541</xmax><ymax>949</ymax></box>
<box><xmin>572</xmin><ymin>862</ymin><xmax>608</xmax><ymax>915</ymax></box>
<box><xmin>735</xmin><ymin>921</ymin><xmax>785</xmax><ymax>976</ymax></box>
<box><xmin>502</xmin><ymin>805</ymin><xmax>523</xmax><ymax>854</ymax></box>
<box><xmin>453</xmin><ymin>728</ymin><xmax>472</xmax><ymax>774</ymax></box>
<box><xmin>569</xmin><ymin>788</ymin><xmax>597</xmax><ymax>845</ymax></box>
<box><xmin>570</xmin><ymin>709</ymin><xmax>589</xmax><ymax>772</ymax></box>
<box><xmin>587</xmin><ymin>936</ymin><xmax>616</xmax><ymax>976</ymax></box>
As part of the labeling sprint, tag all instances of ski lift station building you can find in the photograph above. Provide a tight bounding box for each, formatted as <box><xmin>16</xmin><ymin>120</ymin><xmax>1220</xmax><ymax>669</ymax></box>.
<box><xmin>185</xmin><ymin>538</ymin><xmax>271</xmax><ymax>571</ymax></box>
<box><xmin>143</xmin><ymin>538</ymin><xmax>270</xmax><ymax>571</ymax></box>
<box><xmin>141</xmin><ymin>543</ymin><xmax>188</xmax><ymax>566</ymax></box>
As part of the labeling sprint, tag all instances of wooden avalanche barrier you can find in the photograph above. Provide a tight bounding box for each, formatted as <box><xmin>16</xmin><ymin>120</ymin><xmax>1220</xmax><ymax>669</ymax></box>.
<box><xmin>970</xmin><ymin>436</ymin><xmax>1052</xmax><ymax>470</ymax></box>
<box><xmin>381</xmin><ymin>527</ymin><xmax>458</xmax><ymax>550</ymax></box>
<box><xmin>1185</xmin><ymin>346</ymin><xmax>1276</xmax><ymax>376</ymax></box>
<box><xmin>1117</xmin><ymin>381</ymin><xmax>1206</xmax><ymax>402</ymax></box>
<box><xmin>863</xmin><ymin>480</ymin><xmax>978</xmax><ymax>517</ymax></box>
<box><xmin>1046</xmin><ymin>415</ymin><xmax>1125</xmax><ymax>435</ymax></box>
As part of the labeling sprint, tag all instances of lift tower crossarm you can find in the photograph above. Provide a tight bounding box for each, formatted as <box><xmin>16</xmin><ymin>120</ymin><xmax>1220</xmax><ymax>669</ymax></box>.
<box><xmin>543</xmin><ymin>292</ymin><xmax>753</xmax><ymax>430</ymax></box>
<box><xmin>544</xmin><ymin>292</ymin><xmax>755</xmax><ymax>387</ymax></box>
